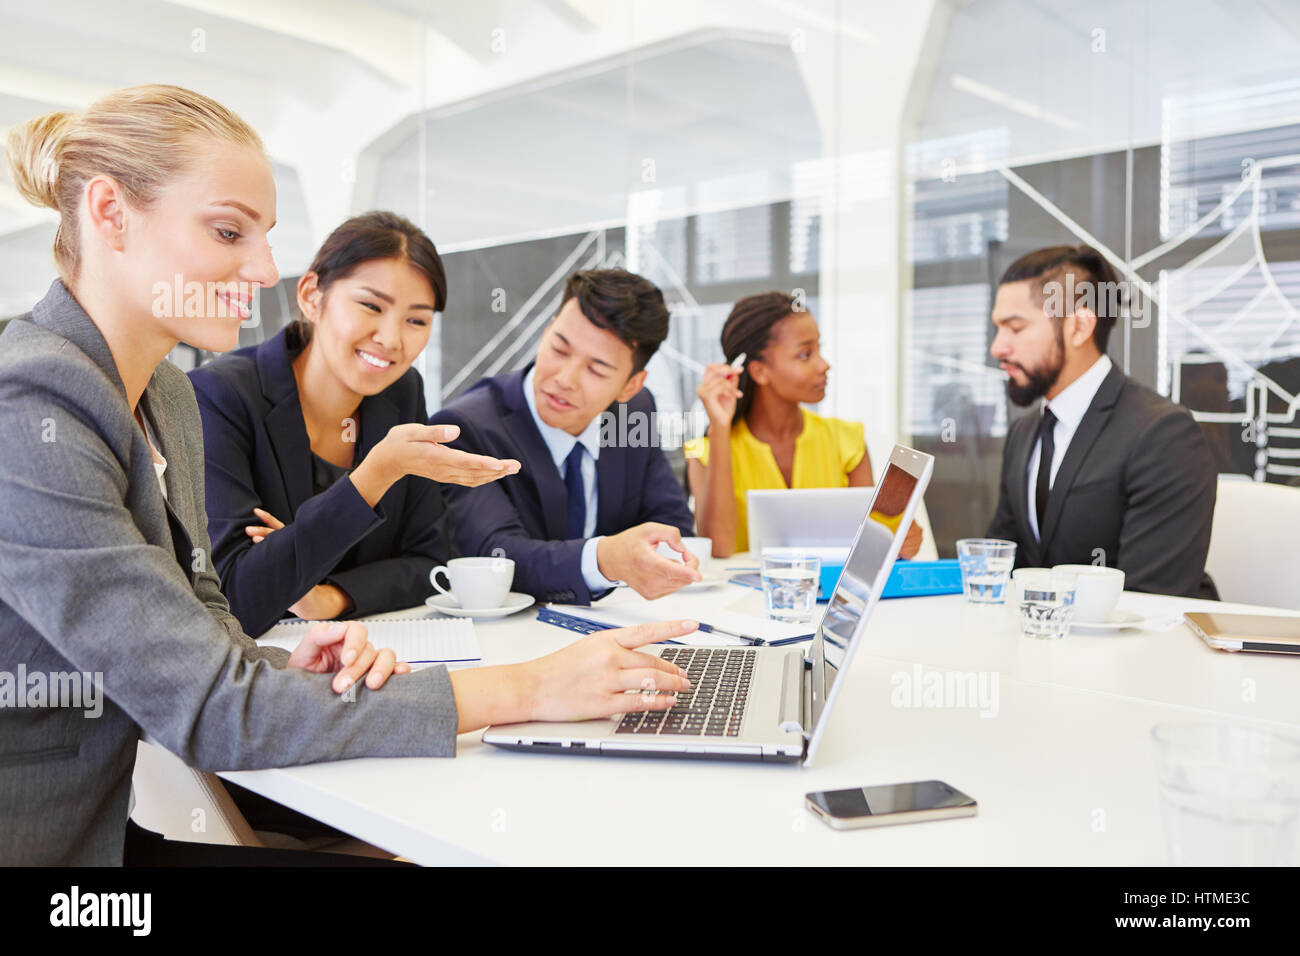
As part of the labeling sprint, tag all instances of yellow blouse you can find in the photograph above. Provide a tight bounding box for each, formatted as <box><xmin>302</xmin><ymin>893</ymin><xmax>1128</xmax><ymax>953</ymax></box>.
<box><xmin>684</xmin><ymin>408</ymin><xmax>866</xmax><ymax>553</ymax></box>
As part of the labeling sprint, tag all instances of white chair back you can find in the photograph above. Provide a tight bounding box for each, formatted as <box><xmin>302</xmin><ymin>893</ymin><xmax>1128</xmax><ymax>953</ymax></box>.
<box><xmin>1206</xmin><ymin>476</ymin><xmax>1300</xmax><ymax>610</ymax></box>
<box><xmin>130</xmin><ymin>738</ymin><xmax>262</xmax><ymax>846</ymax></box>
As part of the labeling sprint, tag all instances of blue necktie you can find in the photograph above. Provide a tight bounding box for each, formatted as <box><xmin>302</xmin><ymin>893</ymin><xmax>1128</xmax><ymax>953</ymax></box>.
<box><xmin>563</xmin><ymin>443</ymin><xmax>586</xmax><ymax>539</ymax></box>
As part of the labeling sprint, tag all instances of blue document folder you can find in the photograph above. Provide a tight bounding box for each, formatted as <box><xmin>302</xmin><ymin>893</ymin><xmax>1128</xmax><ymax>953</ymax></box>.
<box><xmin>730</xmin><ymin>559</ymin><xmax>963</xmax><ymax>602</ymax></box>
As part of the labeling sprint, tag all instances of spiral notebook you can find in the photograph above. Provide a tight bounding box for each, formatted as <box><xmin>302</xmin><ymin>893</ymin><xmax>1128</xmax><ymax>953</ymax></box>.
<box><xmin>257</xmin><ymin>613</ymin><xmax>481</xmax><ymax>670</ymax></box>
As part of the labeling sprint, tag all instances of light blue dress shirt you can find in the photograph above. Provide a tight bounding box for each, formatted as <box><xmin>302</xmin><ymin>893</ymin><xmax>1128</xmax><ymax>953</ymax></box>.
<box><xmin>522</xmin><ymin>367</ymin><xmax>618</xmax><ymax>591</ymax></box>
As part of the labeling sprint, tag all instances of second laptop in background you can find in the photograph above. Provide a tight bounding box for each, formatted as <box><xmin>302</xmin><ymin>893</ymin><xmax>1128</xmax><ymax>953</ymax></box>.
<box><xmin>747</xmin><ymin>487</ymin><xmax>874</xmax><ymax>562</ymax></box>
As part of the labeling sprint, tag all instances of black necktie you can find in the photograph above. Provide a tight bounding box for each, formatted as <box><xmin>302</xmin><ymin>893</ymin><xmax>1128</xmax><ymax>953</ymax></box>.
<box><xmin>563</xmin><ymin>443</ymin><xmax>586</xmax><ymax>539</ymax></box>
<box><xmin>1035</xmin><ymin>407</ymin><xmax>1057</xmax><ymax>536</ymax></box>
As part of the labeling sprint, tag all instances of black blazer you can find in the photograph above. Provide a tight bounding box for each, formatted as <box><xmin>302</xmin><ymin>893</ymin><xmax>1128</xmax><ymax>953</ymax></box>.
<box><xmin>430</xmin><ymin>364</ymin><xmax>694</xmax><ymax>604</ymax></box>
<box><xmin>987</xmin><ymin>363</ymin><xmax>1218</xmax><ymax>599</ymax></box>
<box><xmin>189</xmin><ymin>328</ymin><xmax>453</xmax><ymax>637</ymax></box>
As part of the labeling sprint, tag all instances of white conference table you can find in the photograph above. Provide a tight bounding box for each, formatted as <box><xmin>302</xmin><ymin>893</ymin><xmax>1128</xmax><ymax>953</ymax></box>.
<box><xmin>226</xmin><ymin>572</ymin><xmax>1300</xmax><ymax>866</ymax></box>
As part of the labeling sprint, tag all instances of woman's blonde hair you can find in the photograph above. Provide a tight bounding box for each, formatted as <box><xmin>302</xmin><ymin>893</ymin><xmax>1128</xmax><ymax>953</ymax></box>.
<box><xmin>5</xmin><ymin>84</ymin><xmax>264</xmax><ymax>281</ymax></box>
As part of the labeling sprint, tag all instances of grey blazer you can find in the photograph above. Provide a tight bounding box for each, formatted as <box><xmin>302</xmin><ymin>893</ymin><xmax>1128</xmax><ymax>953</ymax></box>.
<box><xmin>0</xmin><ymin>281</ymin><xmax>460</xmax><ymax>866</ymax></box>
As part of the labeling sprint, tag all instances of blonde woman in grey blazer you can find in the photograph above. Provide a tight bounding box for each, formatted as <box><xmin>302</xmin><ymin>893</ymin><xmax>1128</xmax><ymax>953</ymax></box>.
<box><xmin>0</xmin><ymin>85</ymin><xmax>693</xmax><ymax>866</ymax></box>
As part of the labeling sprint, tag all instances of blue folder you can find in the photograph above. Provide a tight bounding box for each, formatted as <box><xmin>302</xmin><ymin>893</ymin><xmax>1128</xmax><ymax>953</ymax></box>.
<box><xmin>877</xmin><ymin>559</ymin><xmax>963</xmax><ymax>599</ymax></box>
<box><xmin>730</xmin><ymin>559</ymin><xmax>963</xmax><ymax>601</ymax></box>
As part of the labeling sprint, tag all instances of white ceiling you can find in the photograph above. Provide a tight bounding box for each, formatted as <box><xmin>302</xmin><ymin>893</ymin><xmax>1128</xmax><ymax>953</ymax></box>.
<box><xmin>364</xmin><ymin>32</ymin><xmax>822</xmax><ymax>248</ymax></box>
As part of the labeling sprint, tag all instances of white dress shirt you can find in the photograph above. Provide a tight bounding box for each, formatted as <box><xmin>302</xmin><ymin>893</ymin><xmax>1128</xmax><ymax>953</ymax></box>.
<box><xmin>139</xmin><ymin>407</ymin><xmax>169</xmax><ymax>501</ymax></box>
<box><xmin>522</xmin><ymin>367</ymin><xmax>617</xmax><ymax>591</ymax></box>
<box><xmin>1026</xmin><ymin>354</ymin><xmax>1112</xmax><ymax>541</ymax></box>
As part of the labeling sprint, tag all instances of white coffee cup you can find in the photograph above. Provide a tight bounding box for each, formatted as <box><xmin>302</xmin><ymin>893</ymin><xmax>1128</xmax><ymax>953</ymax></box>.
<box><xmin>656</xmin><ymin>536</ymin><xmax>712</xmax><ymax>573</ymax></box>
<box><xmin>430</xmin><ymin>556</ymin><xmax>514</xmax><ymax>609</ymax></box>
<box><xmin>1052</xmin><ymin>564</ymin><xmax>1125</xmax><ymax>623</ymax></box>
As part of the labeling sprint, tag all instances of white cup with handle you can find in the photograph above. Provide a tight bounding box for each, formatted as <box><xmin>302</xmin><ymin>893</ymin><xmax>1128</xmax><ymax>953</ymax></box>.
<box><xmin>430</xmin><ymin>556</ymin><xmax>514</xmax><ymax>610</ymax></box>
<box><xmin>1052</xmin><ymin>564</ymin><xmax>1125</xmax><ymax>624</ymax></box>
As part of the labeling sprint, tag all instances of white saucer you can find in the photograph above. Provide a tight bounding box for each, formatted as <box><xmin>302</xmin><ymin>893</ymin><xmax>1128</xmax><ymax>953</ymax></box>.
<box><xmin>425</xmin><ymin>591</ymin><xmax>534</xmax><ymax>619</ymax></box>
<box><xmin>678</xmin><ymin>570</ymin><xmax>730</xmax><ymax>591</ymax></box>
<box><xmin>1071</xmin><ymin>609</ymin><xmax>1146</xmax><ymax>632</ymax></box>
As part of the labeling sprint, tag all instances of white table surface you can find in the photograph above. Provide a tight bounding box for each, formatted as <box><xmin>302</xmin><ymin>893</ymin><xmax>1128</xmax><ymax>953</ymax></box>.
<box><xmin>225</xmin><ymin>577</ymin><xmax>1300</xmax><ymax>865</ymax></box>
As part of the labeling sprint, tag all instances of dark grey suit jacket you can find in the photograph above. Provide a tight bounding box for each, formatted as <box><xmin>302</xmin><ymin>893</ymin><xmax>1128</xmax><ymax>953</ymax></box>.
<box><xmin>987</xmin><ymin>363</ymin><xmax>1219</xmax><ymax>599</ymax></box>
<box><xmin>0</xmin><ymin>281</ymin><xmax>459</xmax><ymax>866</ymax></box>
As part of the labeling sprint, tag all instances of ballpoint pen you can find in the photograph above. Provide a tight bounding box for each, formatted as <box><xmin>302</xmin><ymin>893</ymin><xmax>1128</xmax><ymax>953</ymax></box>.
<box><xmin>695</xmin><ymin>621</ymin><xmax>766</xmax><ymax>646</ymax></box>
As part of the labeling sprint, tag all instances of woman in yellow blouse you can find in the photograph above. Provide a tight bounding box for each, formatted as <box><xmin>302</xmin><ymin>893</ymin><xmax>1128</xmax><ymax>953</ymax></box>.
<box><xmin>685</xmin><ymin>291</ymin><xmax>922</xmax><ymax>558</ymax></box>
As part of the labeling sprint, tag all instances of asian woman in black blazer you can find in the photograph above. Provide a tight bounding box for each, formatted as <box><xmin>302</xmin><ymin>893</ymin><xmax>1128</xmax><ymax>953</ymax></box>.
<box><xmin>189</xmin><ymin>211</ymin><xmax>521</xmax><ymax>638</ymax></box>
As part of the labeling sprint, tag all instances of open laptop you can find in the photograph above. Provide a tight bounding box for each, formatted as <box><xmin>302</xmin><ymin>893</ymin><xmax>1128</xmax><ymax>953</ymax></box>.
<box><xmin>747</xmin><ymin>487</ymin><xmax>874</xmax><ymax>562</ymax></box>
<box><xmin>1185</xmin><ymin>612</ymin><xmax>1300</xmax><ymax>655</ymax></box>
<box><xmin>483</xmin><ymin>444</ymin><xmax>934</xmax><ymax>765</ymax></box>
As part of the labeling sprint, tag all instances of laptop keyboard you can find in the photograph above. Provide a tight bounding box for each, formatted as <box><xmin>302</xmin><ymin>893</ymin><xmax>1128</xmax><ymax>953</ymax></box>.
<box><xmin>615</xmin><ymin>647</ymin><xmax>756</xmax><ymax>737</ymax></box>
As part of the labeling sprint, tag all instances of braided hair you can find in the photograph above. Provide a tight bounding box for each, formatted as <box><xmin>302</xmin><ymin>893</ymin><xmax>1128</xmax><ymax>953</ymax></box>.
<box><xmin>720</xmin><ymin>291</ymin><xmax>798</xmax><ymax>426</ymax></box>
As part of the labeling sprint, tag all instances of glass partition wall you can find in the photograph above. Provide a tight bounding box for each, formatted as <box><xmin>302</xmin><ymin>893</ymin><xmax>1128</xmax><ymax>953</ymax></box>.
<box><xmin>4</xmin><ymin>1</ymin><xmax>1296</xmax><ymax>554</ymax></box>
<box><xmin>905</xmin><ymin>0</ymin><xmax>1300</xmax><ymax>553</ymax></box>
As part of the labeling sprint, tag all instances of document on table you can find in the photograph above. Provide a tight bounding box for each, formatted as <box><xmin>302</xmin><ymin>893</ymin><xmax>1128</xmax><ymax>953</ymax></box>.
<box><xmin>257</xmin><ymin>614</ymin><xmax>481</xmax><ymax>669</ymax></box>
<box><xmin>549</xmin><ymin>587</ymin><xmax>816</xmax><ymax>646</ymax></box>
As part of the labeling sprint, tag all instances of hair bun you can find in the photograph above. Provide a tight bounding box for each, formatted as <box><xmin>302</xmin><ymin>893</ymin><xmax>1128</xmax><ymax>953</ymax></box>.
<box><xmin>6</xmin><ymin>111</ymin><xmax>76</xmax><ymax>210</ymax></box>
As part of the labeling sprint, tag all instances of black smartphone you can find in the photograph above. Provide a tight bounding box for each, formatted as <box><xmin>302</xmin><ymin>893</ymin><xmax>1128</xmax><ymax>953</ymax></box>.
<box><xmin>805</xmin><ymin>780</ymin><xmax>977</xmax><ymax>830</ymax></box>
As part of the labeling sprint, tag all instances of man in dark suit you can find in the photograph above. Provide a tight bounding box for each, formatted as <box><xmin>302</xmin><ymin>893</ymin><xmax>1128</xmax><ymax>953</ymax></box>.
<box><xmin>986</xmin><ymin>245</ymin><xmax>1218</xmax><ymax>598</ymax></box>
<box><xmin>432</xmin><ymin>269</ymin><xmax>700</xmax><ymax>604</ymax></box>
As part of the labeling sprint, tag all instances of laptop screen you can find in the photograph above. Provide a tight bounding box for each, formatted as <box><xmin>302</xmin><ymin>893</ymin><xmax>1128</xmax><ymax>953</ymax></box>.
<box><xmin>813</xmin><ymin>457</ymin><xmax>921</xmax><ymax>707</ymax></box>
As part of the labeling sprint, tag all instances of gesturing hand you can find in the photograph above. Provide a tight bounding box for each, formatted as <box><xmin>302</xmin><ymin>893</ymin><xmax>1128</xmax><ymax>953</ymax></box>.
<box><xmin>346</xmin><ymin>423</ymin><xmax>522</xmax><ymax>508</ymax></box>
<box><xmin>375</xmin><ymin>423</ymin><xmax>520</xmax><ymax>486</ymax></box>
<box><xmin>596</xmin><ymin>523</ymin><xmax>702</xmax><ymax>599</ymax></box>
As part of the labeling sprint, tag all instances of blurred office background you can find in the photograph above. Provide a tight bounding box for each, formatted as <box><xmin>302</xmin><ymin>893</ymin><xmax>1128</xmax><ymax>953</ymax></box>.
<box><xmin>2</xmin><ymin>0</ymin><xmax>1298</xmax><ymax>554</ymax></box>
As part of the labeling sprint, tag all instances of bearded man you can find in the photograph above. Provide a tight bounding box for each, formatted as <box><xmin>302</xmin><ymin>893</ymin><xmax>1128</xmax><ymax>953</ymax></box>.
<box><xmin>985</xmin><ymin>245</ymin><xmax>1218</xmax><ymax>598</ymax></box>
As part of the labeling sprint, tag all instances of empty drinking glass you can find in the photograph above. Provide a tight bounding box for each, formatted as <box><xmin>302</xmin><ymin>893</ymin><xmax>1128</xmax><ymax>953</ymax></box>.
<box><xmin>761</xmin><ymin>549</ymin><xmax>820</xmax><ymax>623</ymax></box>
<box><xmin>1152</xmin><ymin>722</ymin><xmax>1300</xmax><ymax>866</ymax></box>
<box><xmin>955</xmin><ymin>538</ymin><xmax>1017</xmax><ymax>604</ymax></box>
<box><xmin>1016</xmin><ymin>568</ymin><xmax>1076</xmax><ymax>639</ymax></box>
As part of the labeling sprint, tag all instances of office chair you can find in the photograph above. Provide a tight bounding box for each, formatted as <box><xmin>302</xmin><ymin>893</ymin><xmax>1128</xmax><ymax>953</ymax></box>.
<box><xmin>1205</xmin><ymin>475</ymin><xmax>1300</xmax><ymax>610</ymax></box>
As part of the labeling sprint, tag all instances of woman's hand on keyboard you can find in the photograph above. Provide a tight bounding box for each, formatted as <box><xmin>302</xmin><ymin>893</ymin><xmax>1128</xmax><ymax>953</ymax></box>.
<box><xmin>448</xmin><ymin>619</ymin><xmax>697</xmax><ymax>732</ymax></box>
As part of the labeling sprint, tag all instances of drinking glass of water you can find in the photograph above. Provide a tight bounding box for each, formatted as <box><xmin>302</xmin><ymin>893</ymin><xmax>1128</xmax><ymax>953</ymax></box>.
<box><xmin>1015</xmin><ymin>568</ymin><xmax>1077</xmax><ymax>639</ymax></box>
<box><xmin>761</xmin><ymin>549</ymin><xmax>820</xmax><ymax>623</ymax></box>
<box><xmin>955</xmin><ymin>538</ymin><xmax>1017</xmax><ymax>605</ymax></box>
<box><xmin>1152</xmin><ymin>722</ymin><xmax>1300</xmax><ymax>866</ymax></box>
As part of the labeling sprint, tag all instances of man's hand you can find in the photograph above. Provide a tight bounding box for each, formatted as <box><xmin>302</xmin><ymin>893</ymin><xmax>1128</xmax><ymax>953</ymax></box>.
<box><xmin>286</xmin><ymin>621</ymin><xmax>411</xmax><ymax>694</ymax></box>
<box><xmin>596</xmin><ymin>523</ymin><xmax>702</xmax><ymax>599</ymax></box>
